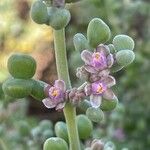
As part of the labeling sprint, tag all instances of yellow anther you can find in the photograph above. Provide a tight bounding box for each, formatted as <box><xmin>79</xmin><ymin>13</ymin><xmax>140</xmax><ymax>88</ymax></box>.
<box><xmin>94</xmin><ymin>52</ymin><xmax>101</xmax><ymax>60</ymax></box>
<box><xmin>51</xmin><ymin>90</ymin><xmax>58</xmax><ymax>97</ymax></box>
<box><xmin>97</xmin><ymin>85</ymin><xmax>103</xmax><ymax>94</ymax></box>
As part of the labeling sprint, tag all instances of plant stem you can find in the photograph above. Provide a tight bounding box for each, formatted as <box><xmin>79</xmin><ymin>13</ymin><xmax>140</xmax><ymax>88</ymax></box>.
<box><xmin>53</xmin><ymin>29</ymin><xmax>81</xmax><ymax>150</ymax></box>
<box><xmin>0</xmin><ymin>139</ymin><xmax>8</xmax><ymax>150</ymax></box>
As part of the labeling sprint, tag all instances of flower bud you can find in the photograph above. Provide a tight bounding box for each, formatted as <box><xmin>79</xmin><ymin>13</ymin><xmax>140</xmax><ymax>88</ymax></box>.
<box><xmin>113</xmin><ymin>34</ymin><xmax>135</xmax><ymax>51</ymax></box>
<box><xmin>43</xmin><ymin>137</ymin><xmax>68</xmax><ymax>150</ymax></box>
<box><xmin>100</xmin><ymin>97</ymin><xmax>118</xmax><ymax>111</ymax></box>
<box><xmin>91</xmin><ymin>139</ymin><xmax>104</xmax><ymax>150</ymax></box>
<box><xmin>86</xmin><ymin>107</ymin><xmax>104</xmax><ymax>123</ymax></box>
<box><xmin>73</xmin><ymin>33</ymin><xmax>89</xmax><ymax>52</ymax></box>
<box><xmin>116</xmin><ymin>50</ymin><xmax>135</xmax><ymax>66</ymax></box>
<box><xmin>108</xmin><ymin>44</ymin><xmax>116</xmax><ymax>54</ymax></box>
<box><xmin>87</xmin><ymin>18</ymin><xmax>111</xmax><ymax>48</ymax></box>
<box><xmin>30</xmin><ymin>0</ymin><xmax>49</xmax><ymax>24</ymax></box>
<box><xmin>48</xmin><ymin>7</ymin><xmax>71</xmax><ymax>30</ymax></box>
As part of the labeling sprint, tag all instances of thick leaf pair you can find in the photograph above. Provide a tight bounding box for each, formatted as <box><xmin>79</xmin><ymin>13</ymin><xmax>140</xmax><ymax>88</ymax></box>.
<box><xmin>3</xmin><ymin>53</ymin><xmax>46</xmax><ymax>101</ymax></box>
<box><xmin>30</xmin><ymin>0</ymin><xmax>71</xmax><ymax>30</ymax></box>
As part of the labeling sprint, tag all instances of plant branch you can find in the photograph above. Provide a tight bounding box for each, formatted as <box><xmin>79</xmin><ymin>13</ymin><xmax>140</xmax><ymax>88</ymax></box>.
<box><xmin>53</xmin><ymin>29</ymin><xmax>81</xmax><ymax>150</ymax></box>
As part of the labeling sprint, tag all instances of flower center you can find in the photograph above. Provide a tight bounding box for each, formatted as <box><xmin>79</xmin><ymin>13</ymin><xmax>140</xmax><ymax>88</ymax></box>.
<box><xmin>51</xmin><ymin>89</ymin><xmax>59</xmax><ymax>97</ymax></box>
<box><xmin>91</xmin><ymin>81</ymin><xmax>107</xmax><ymax>95</ymax></box>
<box><xmin>93</xmin><ymin>52</ymin><xmax>101</xmax><ymax>61</ymax></box>
<box><xmin>96</xmin><ymin>84</ymin><xmax>104</xmax><ymax>94</ymax></box>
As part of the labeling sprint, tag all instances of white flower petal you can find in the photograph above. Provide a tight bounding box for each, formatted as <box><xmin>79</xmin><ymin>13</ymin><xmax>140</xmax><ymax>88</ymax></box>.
<box><xmin>90</xmin><ymin>95</ymin><xmax>102</xmax><ymax>108</ymax></box>
<box><xmin>107</xmin><ymin>54</ymin><xmax>114</xmax><ymax>68</ymax></box>
<box><xmin>55</xmin><ymin>80</ymin><xmax>66</xmax><ymax>92</ymax></box>
<box><xmin>42</xmin><ymin>98</ymin><xmax>56</xmax><ymax>108</ymax></box>
<box><xmin>103</xmin><ymin>89</ymin><xmax>115</xmax><ymax>100</ymax></box>
<box><xmin>101</xmin><ymin>75</ymin><xmax>116</xmax><ymax>88</ymax></box>
<box><xmin>84</xmin><ymin>65</ymin><xmax>98</xmax><ymax>73</ymax></box>
<box><xmin>56</xmin><ymin>102</ymin><xmax>66</xmax><ymax>110</ymax></box>
<box><xmin>81</xmin><ymin>50</ymin><xmax>93</xmax><ymax>65</ymax></box>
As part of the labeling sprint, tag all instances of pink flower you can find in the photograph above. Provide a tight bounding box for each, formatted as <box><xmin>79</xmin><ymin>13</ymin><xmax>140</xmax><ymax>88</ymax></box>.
<box><xmin>85</xmin><ymin>75</ymin><xmax>116</xmax><ymax>108</ymax></box>
<box><xmin>81</xmin><ymin>44</ymin><xmax>114</xmax><ymax>74</ymax></box>
<box><xmin>42</xmin><ymin>80</ymin><xmax>66</xmax><ymax>110</ymax></box>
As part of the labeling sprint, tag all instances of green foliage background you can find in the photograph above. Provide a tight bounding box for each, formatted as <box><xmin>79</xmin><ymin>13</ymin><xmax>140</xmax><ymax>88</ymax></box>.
<box><xmin>0</xmin><ymin>0</ymin><xmax>150</xmax><ymax>149</ymax></box>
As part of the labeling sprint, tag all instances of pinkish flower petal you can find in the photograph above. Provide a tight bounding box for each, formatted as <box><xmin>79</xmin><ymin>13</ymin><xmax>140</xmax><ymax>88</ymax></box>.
<box><xmin>84</xmin><ymin>84</ymin><xmax>92</xmax><ymax>96</ymax></box>
<box><xmin>98</xmin><ymin>69</ymin><xmax>110</xmax><ymax>77</ymax></box>
<box><xmin>103</xmin><ymin>89</ymin><xmax>115</xmax><ymax>100</ymax></box>
<box><xmin>101</xmin><ymin>76</ymin><xmax>116</xmax><ymax>88</ymax></box>
<box><xmin>81</xmin><ymin>50</ymin><xmax>93</xmax><ymax>65</ymax></box>
<box><xmin>44</xmin><ymin>85</ymin><xmax>52</xmax><ymax>97</ymax></box>
<box><xmin>55</xmin><ymin>102</ymin><xmax>66</xmax><ymax>110</ymax></box>
<box><xmin>42</xmin><ymin>98</ymin><xmax>56</xmax><ymax>108</ymax></box>
<box><xmin>107</xmin><ymin>54</ymin><xmax>114</xmax><ymax>68</ymax></box>
<box><xmin>84</xmin><ymin>65</ymin><xmax>98</xmax><ymax>73</ymax></box>
<box><xmin>89</xmin><ymin>74</ymin><xmax>100</xmax><ymax>82</ymax></box>
<box><xmin>90</xmin><ymin>95</ymin><xmax>102</xmax><ymax>108</ymax></box>
<box><xmin>54</xmin><ymin>80</ymin><xmax>66</xmax><ymax>92</ymax></box>
<box><xmin>96</xmin><ymin>44</ymin><xmax>110</xmax><ymax>55</ymax></box>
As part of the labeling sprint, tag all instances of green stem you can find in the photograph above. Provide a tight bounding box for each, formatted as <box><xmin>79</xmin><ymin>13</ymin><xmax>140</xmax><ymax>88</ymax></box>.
<box><xmin>0</xmin><ymin>139</ymin><xmax>8</xmax><ymax>150</ymax></box>
<box><xmin>53</xmin><ymin>29</ymin><xmax>81</xmax><ymax>150</ymax></box>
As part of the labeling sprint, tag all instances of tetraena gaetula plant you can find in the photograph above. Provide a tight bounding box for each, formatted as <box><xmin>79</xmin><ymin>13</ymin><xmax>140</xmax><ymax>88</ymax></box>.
<box><xmin>2</xmin><ymin>0</ymin><xmax>135</xmax><ymax>150</ymax></box>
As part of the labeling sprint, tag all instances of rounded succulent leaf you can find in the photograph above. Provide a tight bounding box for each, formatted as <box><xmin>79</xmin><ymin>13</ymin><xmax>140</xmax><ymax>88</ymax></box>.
<box><xmin>116</xmin><ymin>50</ymin><xmax>135</xmax><ymax>66</ymax></box>
<box><xmin>55</xmin><ymin>121</ymin><xmax>68</xmax><ymax>143</ymax></box>
<box><xmin>43</xmin><ymin>137</ymin><xmax>68</xmax><ymax>150</ymax></box>
<box><xmin>17</xmin><ymin>121</ymin><xmax>30</xmax><ymax>137</ymax></box>
<box><xmin>30</xmin><ymin>0</ymin><xmax>49</xmax><ymax>24</ymax></box>
<box><xmin>87</xmin><ymin>18</ymin><xmax>111</xmax><ymax>48</ymax></box>
<box><xmin>100</xmin><ymin>97</ymin><xmax>118</xmax><ymax>111</ymax></box>
<box><xmin>113</xmin><ymin>34</ymin><xmax>134</xmax><ymax>51</ymax></box>
<box><xmin>39</xmin><ymin>120</ymin><xmax>53</xmax><ymax>130</ymax></box>
<box><xmin>76</xmin><ymin>114</ymin><xmax>93</xmax><ymax>140</ymax></box>
<box><xmin>48</xmin><ymin>7</ymin><xmax>71</xmax><ymax>30</ymax></box>
<box><xmin>7</xmin><ymin>53</ymin><xmax>36</xmax><ymax>79</ymax></box>
<box><xmin>86</xmin><ymin>107</ymin><xmax>104</xmax><ymax>123</ymax></box>
<box><xmin>31</xmin><ymin>80</ymin><xmax>47</xmax><ymax>101</ymax></box>
<box><xmin>2</xmin><ymin>78</ymin><xmax>32</xmax><ymax>98</ymax></box>
<box><xmin>42</xmin><ymin>130</ymin><xmax>54</xmax><ymax>142</ymax></box>
<box><xmin>110</xmin><ymin>63</ymin><xmax>124</xmax><ymax>73</ymax></box>
<box><xmin>73</xmin><ymin>33</ymin><xmax>89</xmax><ymax>52</ymax></box>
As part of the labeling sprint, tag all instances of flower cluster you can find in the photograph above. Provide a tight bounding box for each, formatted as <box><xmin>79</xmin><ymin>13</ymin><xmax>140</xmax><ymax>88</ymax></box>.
<box><xmin>76</xmin><ymin>44</ymin><xmax>117</xmax><ymax>108</ymax></box>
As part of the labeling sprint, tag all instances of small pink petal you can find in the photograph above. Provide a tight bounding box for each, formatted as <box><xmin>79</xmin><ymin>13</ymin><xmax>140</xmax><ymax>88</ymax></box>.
<box><xmin>90</xmin><ymin>95</ymin><xmax>102</xmax><ymax>108</ymax></box>
<box><xmin>103</xmin><ymin>89</ymin><xmax>115</xmax><ymax>100</ymax></box>
<box><xmin>96</xmin><ymin>44</ymin><xmax>110</xmax><ymax>55</ymax></box>
<box><xmin>44</xmin><ymin>85</ymin><xmax>52</xmax><ymax>97</ymax></box>
<box><xmin>84</xmin><ymin>65</ymin><xmax>98</xmax><ymax>73</ymax></box>
<box><xmin>84</xmin><ymin>84</ymin><xmax>92</xmax><ymax>96</ymax></box>
<box><xmin>81</xmin><ymin>50</ymin><xmax>93</xmax><ymax>65</ymax></box>
<box><xmin>54</xmin><ymin>80</ymin><xmax>66</xmax><ymax>92</ymax></box>
<box><xmin>42</xmin><ymin>98</ymin><xmax>56</xmax><ymax>108</ymax></box>
<box><xmin>55</xmin><ymin>102</ymin><xmax>66</xmax><ymax>110</ymax></box>
<box><xmin>101</xmin><ymin>76</ymin><xmax>116</xmax><ymax>88</ymax></box>
<box><xmin>107</xmin><ymin>54</ymin><xmax>114</xmax><ymax>68</ymax></box>
<box><xmin>98</xmin><ymin>69</ymin><xmax>110</xmax><ymax>77</ymax></box>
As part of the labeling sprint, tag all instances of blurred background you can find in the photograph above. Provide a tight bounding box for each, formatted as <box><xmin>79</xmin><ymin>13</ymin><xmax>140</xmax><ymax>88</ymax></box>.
<box><xmin>0</xmin><ymin>0</ymin><xmax>150</xmax><ymax>149</ymax></box>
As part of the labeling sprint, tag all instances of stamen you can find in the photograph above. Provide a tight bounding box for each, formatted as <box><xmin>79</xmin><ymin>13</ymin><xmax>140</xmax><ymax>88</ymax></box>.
<box><xmin>51</xmin><ymin>89</ymin><xmax>58</xmax><ymax>97</ymax></box>
<box><xmin>94</xmin><ymin>52</ymin><xmax>101</xmax><ymax>60</ymax></box>
<box><xmin>96</xmin><ymin>84</ymin><xmax>103</xmax><ymax>94</ymax></box>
